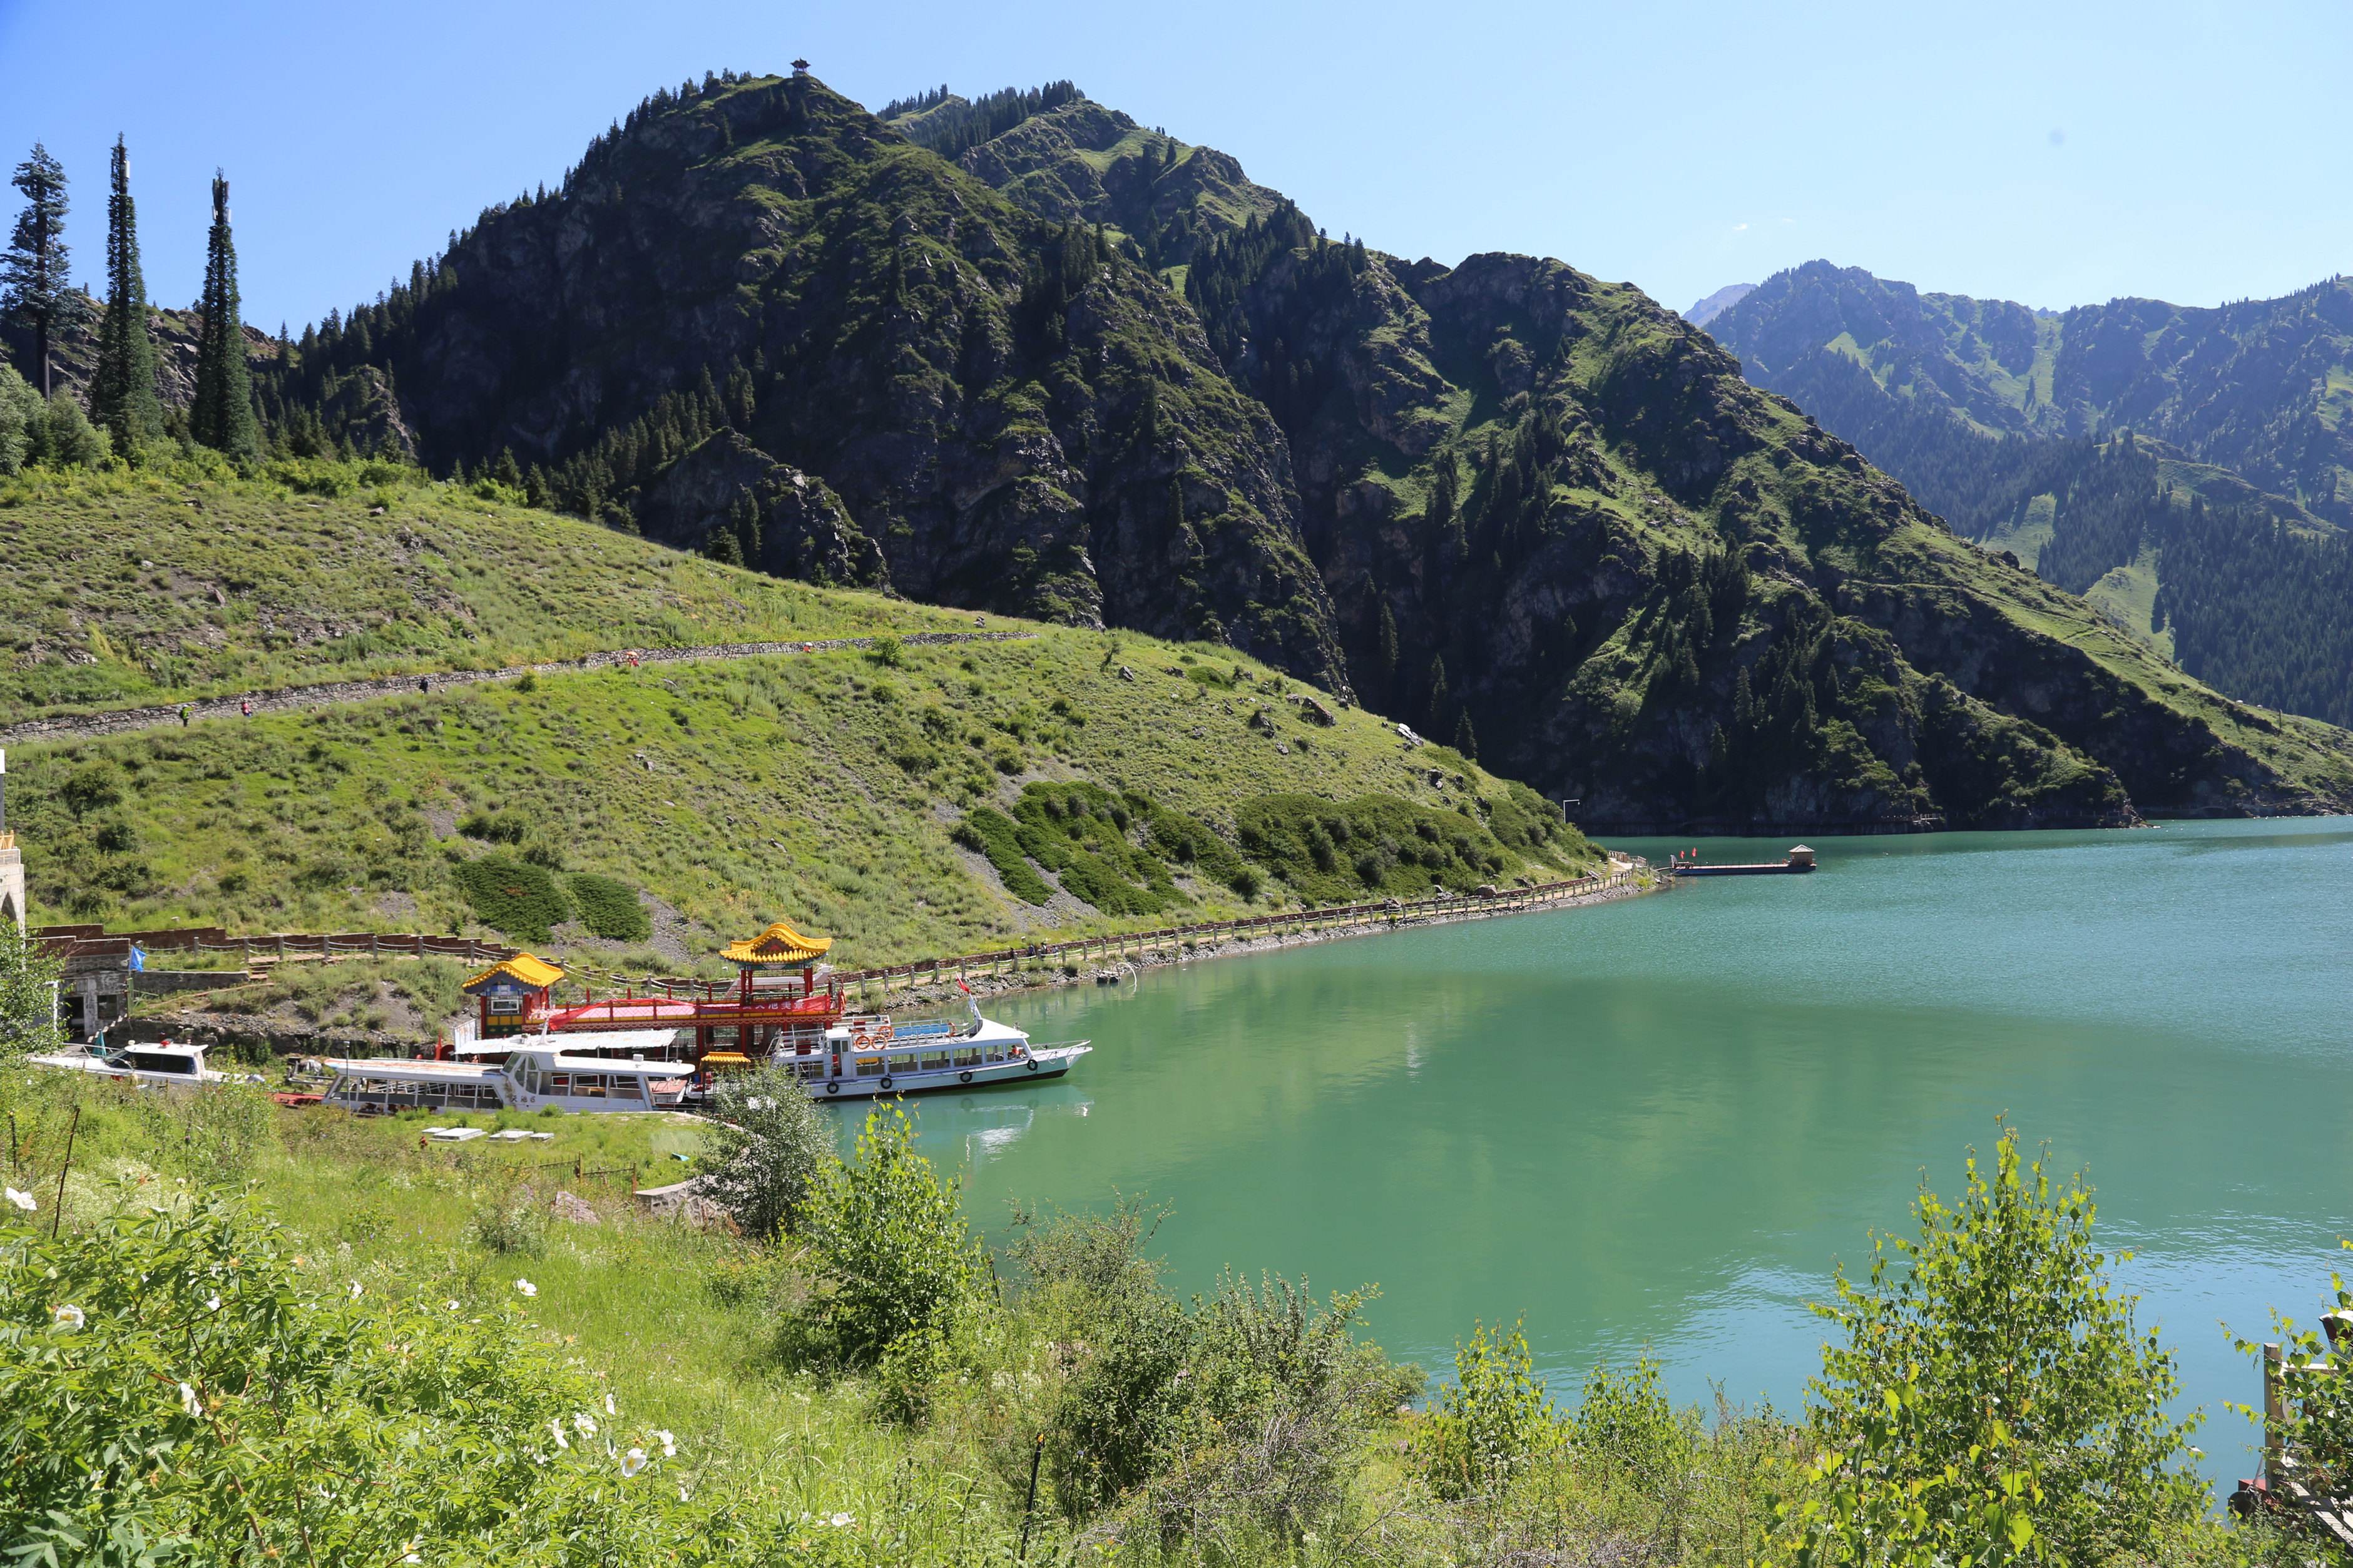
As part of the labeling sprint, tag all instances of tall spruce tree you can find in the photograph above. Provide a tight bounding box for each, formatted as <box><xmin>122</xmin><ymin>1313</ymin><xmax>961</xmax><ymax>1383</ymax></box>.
<box><xmin>91</xmin><ymin>137</ymin><xmax>163</xmax><ymax>457</ymax></box>
<box><xmin>2</xmin><ymin>144</ymin><xmax>73</xmax><ymax>398</ymax></box>
<box><xmin>191</xmin><ymin>171</ymin><xmax>259</xmax><ymax>463</ymax></box>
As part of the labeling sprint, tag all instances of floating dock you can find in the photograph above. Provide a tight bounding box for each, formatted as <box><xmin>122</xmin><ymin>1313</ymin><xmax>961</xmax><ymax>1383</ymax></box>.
<box><xmin>1668</xmin><ymin>845</ymin><xmax>1815</xmax><ymax>877</ymax></box>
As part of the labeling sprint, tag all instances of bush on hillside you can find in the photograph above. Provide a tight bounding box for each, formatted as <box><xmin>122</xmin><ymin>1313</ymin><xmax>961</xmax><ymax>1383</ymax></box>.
<box><xmin>452</xmin><ymin>853</ymin><xmax>573</xmax><ymax>942</ymax></box>
<box><xmin>1412</xmin><ymin>1318</ymin><xmax>1563</xmax><ymax>1500</ymax></box>
<box><xmin>1775</xmin><ymin>1125</ymin><xmax>2205</xmax><ymax>1566</ymax></box>
<box><xmin>1237</xmin><ymin>793</ymin><xmax>1514</xmax><ymax>902</ymax></box>
<box><xmin>792</xmin><ymin>1105</ymin><xmax>980</xmax><ymax>1373</ymax></box>
<box><xmin>705</xmin><ymin>1062</ymin><xmax>832</xmax><ymax>1241</ymax></box>
<box><xmin>0</xmin><ymin>1194</ymin><xmax>730</xmax><ymax>1562</ymax></box>
<box><xmin>567</xmin><ymin>872</ymin><xmax>653</xmax><ymax>942</ymax></box>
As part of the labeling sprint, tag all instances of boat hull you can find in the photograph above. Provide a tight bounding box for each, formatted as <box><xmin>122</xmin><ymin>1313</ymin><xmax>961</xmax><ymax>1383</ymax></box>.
<box><xmin>801</xmin><ymin>1045</ymin><xmax>1090</xmax><ymax>1100</ymax></box>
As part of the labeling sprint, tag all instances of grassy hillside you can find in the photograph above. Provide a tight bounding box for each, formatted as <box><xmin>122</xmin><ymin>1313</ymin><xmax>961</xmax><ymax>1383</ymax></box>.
<box><xmin>4</xmin><ymin>470</ymin><xmax>1592</xmax><ymax>966</ymax></box>
<box><xmin>0</xmin><ymin>457</ymin><xmax>965</xmax><ymax>725</ymax></box>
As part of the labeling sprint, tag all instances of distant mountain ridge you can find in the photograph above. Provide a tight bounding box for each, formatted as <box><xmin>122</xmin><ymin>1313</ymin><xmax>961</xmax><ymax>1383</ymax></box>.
<box><xmin>1683</xmin><ymin>283</ymin><xmax>1753</xmax><ymax>328</ymax></box>
<box><xmin>1700</xmin><ymin>261</ymin><xmax>2353</xmax><ymax>723</ymax></box>
<box><xmin>216</xmin><ymin>74</ymin><xmax>2353</xmax><ymax>828</ymax></box>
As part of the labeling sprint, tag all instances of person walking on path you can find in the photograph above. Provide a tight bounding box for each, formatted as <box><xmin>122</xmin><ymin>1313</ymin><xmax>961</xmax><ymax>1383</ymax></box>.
<box><xmin>240</xmin><ymin>698</ymin><xmax>251</xmax><ymax>718</ymax></box>
<box><xmin>419</xmin><ymin>675</ymin><xmax>430</xmax><ymax>695</ymax></box>
<box><xmin>177</xmin><ymin>703</ymin><xmax>190</xmax><ymax>727</ymax></box>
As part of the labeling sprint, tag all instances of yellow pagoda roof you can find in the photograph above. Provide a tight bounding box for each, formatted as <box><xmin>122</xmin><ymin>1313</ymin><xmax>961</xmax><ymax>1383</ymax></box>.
<box><xmin>462</xmin><ymin>952</ymin><xmax>567</xmax><ymax>992</ymax></box>
<box><xmin>721</xmin><ymin>920</ymin><xmax>834</xmax><ymax>966</ymax></box>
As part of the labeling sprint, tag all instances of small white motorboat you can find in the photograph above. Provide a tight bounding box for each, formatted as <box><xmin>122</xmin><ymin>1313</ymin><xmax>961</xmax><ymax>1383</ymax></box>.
<box><xmin>25</xmin><ymin>1038</ymin><xmax>241</xmax><ymax>1087</ymax></box>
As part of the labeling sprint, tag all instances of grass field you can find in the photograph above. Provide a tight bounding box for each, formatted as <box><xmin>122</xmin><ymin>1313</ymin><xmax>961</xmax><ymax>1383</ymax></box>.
<box><xmin>0</xmin><ymin>1070</ymin><xmax>2292</xmax><ymax>1567</ymax></box>
<box><xmin>0</xmin><ymin>457</ymin><xmax>966</xmax><ymax>724</ymax></box>
<box><xmin>4</xmin><ymin>465</ymin><xmax>1595</xmax><ymax>989</ymax></box>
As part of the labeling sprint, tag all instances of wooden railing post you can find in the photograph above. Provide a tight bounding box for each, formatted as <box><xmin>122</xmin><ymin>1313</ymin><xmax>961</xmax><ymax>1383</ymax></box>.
<box><xmin>2265</xmin><ymin>1341</ymin><xmax>2285</xmax><ymax>1487</ymax></box>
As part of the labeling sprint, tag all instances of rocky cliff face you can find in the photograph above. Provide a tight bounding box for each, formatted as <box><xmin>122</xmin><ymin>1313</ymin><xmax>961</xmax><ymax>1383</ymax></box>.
<box><xmin>269</xmin><ymin>73</ymin><xmax>1347</xmax><ymax>692</ymax></box>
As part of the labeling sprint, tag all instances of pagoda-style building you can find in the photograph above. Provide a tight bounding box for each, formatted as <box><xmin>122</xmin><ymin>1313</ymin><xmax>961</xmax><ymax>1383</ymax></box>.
<box><xmin>462</xmin><ymin>953</ymin><xmax>566</xmax><ymax>1038</ymax></box>
<box><xmin>542</xmin><ymin>919</ymin><xmax>846</xmax><ymax>1064</ymax></box>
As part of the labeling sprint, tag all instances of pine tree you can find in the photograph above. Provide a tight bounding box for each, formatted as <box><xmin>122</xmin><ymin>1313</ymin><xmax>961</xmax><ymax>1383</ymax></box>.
<box><xmin>91</xmin><ymin>136</ymin><xmax>163</xmax><ymax>459</ymax></box>
<box><xmin>1377</xmin><ymin>598</ymin><xmax>1400</xmax><ymax>690</ymax></box>
<box><xmin>190</xmin><ymin>172</ymin><xmax>260</xmax><ymax>464</ymax></box>
<box><xmin>1452</xmin><ymin>710</ymin><xmax>1479</xmax><ymax>760</ymax></box>
<box><xmin>1425</xmin><ymin>654</ymin><xmax>1450</xmax><ymax>737</ymax></box>
<box><xmin>2</xmin><ymin>144</ymin><xmax>73</xmax><ymax>399</ymax></box>
<box><xmin>492</xmin><ymin>447</ymin><xmax>523</xmax><ymax>491</ymax></box>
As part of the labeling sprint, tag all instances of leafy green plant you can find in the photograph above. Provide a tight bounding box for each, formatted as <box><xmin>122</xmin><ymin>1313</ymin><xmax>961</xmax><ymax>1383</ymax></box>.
<box><xmin>703</xmin><ymin>1062</ymin><xmax>831</xmax><ymax>1241</ymax></box>
<box><xmin>0</xmin><ymin>928</ymin><xmax>65</xmax><ymax>1061</ymax></box>
<box><xmin>0</xmin><ymin>1193</ymin><xmax>721</xmax><ymax>1562</ymax></box>
<box><xmin>1412</xmin><ymin>1318</ymin><xmax>1563</xmax><ymax>1500</ymax></box>
<box><xmin>469</xmin><ymin>1185</ymin><xmax>549</xmax><ymax>1256</ymax></box>
<box><xmin>1778</xmin><ymin>1124</ymin><xmax>2205</xmax><ymax>1567</ymax></box>
<box><xmin>567</xmin><ymin>871</ymin><xmax>653</xmax><ymax>942</ymax></box>
<box><xmin>453</xmin><ymin>852</ymin><xmax>573</xmax><ymax>943</ymax></box>
<box><xmin>793</xmin><ymin>1105</ymin><xmax>979</xmax><ymax>1369</ymax></box>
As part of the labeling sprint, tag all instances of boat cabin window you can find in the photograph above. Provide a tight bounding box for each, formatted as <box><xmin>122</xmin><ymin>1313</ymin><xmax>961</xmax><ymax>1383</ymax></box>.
<box><xmin>985</xmin><ymin>1044</ymin><xmax>1007</xmax><ymax>1063</ymax></box>
<box><xmin>795</xmin><ymin>1058</ymin><xmax>824</xmax><ymax>1081</ymax></box>
<box><xmin>954</xmin><ymin>1047</ymin><xmax>982</xmax><ymax>1068</ymax></box>
<box><xmin>921</xmin><ymin>1051</ymin><xmax>950</xmax><ymax>1072</ymax></box>
<box><xmin>549</xmin><ymin>1073</ymin><xmax>570</xmax><ymax>1095</ymax></box>
<box><xmin>121</xmin><ymin>1052</ymin><xmax>195</xmax><ymax>1074</ymax></box>
<box><xmin>889</xmin><ymin>1053</ymin><xmax>921</xmax><ymax>1074</ymax></box>
<box><xmin>855</xmin><ymin>1055</ymin><xmax>884</xmax><ymax>1077</ymax></box>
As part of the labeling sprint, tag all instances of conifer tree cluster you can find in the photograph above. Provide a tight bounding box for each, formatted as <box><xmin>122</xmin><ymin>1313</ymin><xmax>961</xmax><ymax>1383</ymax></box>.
<box><xmin>880</xmin><ymin>80</ymin><xmax>1082</xmax><ymax>160</ymax></box>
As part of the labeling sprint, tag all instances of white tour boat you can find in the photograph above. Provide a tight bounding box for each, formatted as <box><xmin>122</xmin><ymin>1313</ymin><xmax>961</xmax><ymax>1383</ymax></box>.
<box><xmin>26</xmin><ymin>1038</ymin><xmax>247</xmax><ymax>1087</ymax></box>
<box><xmin>781</xmin><ymin>1001</ymin><xmax>1090</xmax><ymax>1101</ymax></box>
<box><xmin>319</xmin><ymin>1032</ymin><xmax>693</xmax><ymax>1116</ymax></box>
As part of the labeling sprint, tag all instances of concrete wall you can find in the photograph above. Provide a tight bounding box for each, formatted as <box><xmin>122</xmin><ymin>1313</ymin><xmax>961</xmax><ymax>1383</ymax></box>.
<box><xmin>0</xmin><ymin>841</ymin><xmax>22</xmax><ymax>937</ymax></box>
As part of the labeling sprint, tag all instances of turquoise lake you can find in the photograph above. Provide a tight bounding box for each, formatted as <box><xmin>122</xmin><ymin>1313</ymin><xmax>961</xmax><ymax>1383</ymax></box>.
<box><xmin>877</xmin><ymin>818</ymin><xmax>2353</xmax><ymax>1489</ymax></box>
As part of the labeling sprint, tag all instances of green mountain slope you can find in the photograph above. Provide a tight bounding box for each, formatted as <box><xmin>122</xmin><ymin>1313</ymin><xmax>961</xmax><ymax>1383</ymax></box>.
<box><xmin>1698</xmin><ymin>262</ymin><xmax>2353</xmax><ymax>723</ymax></box>
<box><xmin>242</xmin><ymin>75</ymin><xmax>2353</xmax><ymax>830</ymax></box>
<box><xmin>258</xmin><ymin>71</ymin><xmax>1347</xmax><ymax>694</ymax></box>
<box><xmin>922</xmin><ymin>109</ymin><xmax>2353</xmax><ymax>826</ymax></box>
<box><xmin>0</xmin><ymin>459</ymin><xmax>962</xmax><ymax>724</ymax></box>
<box><xmin>4</xmin><ymin>467</ymin><xmax>1592</xmax><ymax>955</ymax></box>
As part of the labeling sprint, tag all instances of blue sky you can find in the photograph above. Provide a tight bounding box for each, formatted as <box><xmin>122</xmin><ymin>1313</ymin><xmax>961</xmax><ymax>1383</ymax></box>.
<box><xmin>1</xmin><ymin>0</ymin><xmax>2346</xmax><ymax>335</ymax></box>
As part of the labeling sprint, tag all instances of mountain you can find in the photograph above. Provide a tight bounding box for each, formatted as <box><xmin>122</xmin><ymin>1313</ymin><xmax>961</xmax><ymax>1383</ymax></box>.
<box><xmin>1683</xmin><ymin>283</ymin><xmax>1754</xmax><ymax>328</ymax></box>
<box><xmin>259</xmin><ymin>71</ymin><xmax>1347</xmax><ymax>693</ymax></box>
<box><xmin>1701</xmin><ymin>262</ymin><xmax>2353</xmax><ymax>723</ymax></box>
<box><xmin>244</xmin><ymin>74</ymin><xmax>2353</xmax><ymax>831</ymax></box>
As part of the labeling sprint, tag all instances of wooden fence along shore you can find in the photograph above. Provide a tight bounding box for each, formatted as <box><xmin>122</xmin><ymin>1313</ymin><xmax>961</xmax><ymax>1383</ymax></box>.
<box><xmin>51</xmin><ymin>863</ymin><xmax>1646</xmax><ymax>1012</ymax></box>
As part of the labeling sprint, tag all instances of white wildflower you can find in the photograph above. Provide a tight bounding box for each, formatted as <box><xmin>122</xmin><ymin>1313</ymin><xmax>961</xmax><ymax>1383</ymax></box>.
<box><xmin>656</xmin><ymin>1429</ymin><xmax>676</xmax><ymax>1458</ymax></box>
<box><xmin>573</xmin><ymin>1412</ymin><xmax>596</xmax><ymax>1437</ymax></box>
<box><xmin>604</xmin><ymin>1390</ymin><xmax>616</xmax><ymax>1417</ymax></box>
<box><xmin>824</xmin><ymin>1512</ymin><xmax>855</xmax><ymax>1529</ymax></box>
<box><xmin>514</xmin><ymin>1278</ymin><xmax>537</xmax><ymax>1298</ymax></box>
<box><xmin>206</xmin><ymin>1295</ymin><xmax>221</xmax><ymax>1313</ymax></box>
<box><xmin>178</xmin><ymin>1382</ymin><xmax>201</xmax><ymax>1417</ymax></box>
<box><xmin>349</xmin><ymin>1281</ymin><xmax>364</xmax><ymax>1299</ymax></box>
<box><xmin>445</xmin><ymin>1300</ymin><xmax>461</xmax><ymax>1313</ymax></box>
<box><xmin>621</xmin><ymin>1447</ymin><xmax>648</xmax><ymax>1478</ymax></box>
<box><xmin>4</xmin><ymin>1187</ymin><xmax>34</xmax><ymax>1212</ymax></box>
<box><xmin>52</xmin><ymin>1305</ymin><xmax>84</xmax><ymax>1331</ymax></box>
<box><xmin>549</xmin><ymin>1418</ymin><xmax>569</xmax><ymax>1451</ymax></box>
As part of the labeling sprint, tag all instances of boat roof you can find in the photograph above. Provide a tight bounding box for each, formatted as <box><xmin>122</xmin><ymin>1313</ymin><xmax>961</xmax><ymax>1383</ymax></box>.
<box><xmin>459</xmin><ymin>1028</ymin><xmax>680</xmax><ymax>1057</ymax></box>
<box><xmin>322</xmin><ymin>1057</ymin><xmax>503</xmax><ymax>1081</ymax></box>
<box><xmin>720</xmin><ymin>920</ymin><xmax>834</xmax><ymax>965</ymax></box>
<box><xmin>464</xmin><ymin>952</ymin><xmax>566</xmax><ymax>992</ymax></box>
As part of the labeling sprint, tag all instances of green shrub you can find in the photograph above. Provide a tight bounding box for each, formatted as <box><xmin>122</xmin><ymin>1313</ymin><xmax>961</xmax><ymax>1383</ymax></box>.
<box><xmin>1237</xmin><ymin>793</ymin><xmax>1521</xmax><ymax>902</ymax></box>
<box><xmin>453</xmin><ymin>853</ymin><xmax>573</xmax><ymax>943</ymax></box>
<box><xmin>954</xmin><ymin>807</ymin><xmax>1055</xmax><ymax>904</ymax></box>
<box><xmin>1412</xmin><ymin>1318</ymin><xmax>1563</xmax><ymax>1500</ymax></box>
<box><xmin>704</xmin><ymin>1062</ymin><xmax>831</xmax><ymax>1241</ymax></box>
<box><xmin>1776</xmin><ymin>1124</ymin><xmax>2205</xmax><ymax>1567</ymax></box>
<box><xmin>469</xmin><ymin>1186</ymin><xmax>549</xmax><ymax>1256</ymax></box>
<box><xmin>567</xmin><ymin>872</ymin><xmax>652</xmax><ymax>942</ymax></box>
<box><xmin>792</xmin><ymin>1105</ymin><xmax>979</xmax><ymax>1369</ymax></box>
<box><xmin>0</xmin><ymin>1194</ymin><xmax>717</xmax><ymax>1561</ymax></box>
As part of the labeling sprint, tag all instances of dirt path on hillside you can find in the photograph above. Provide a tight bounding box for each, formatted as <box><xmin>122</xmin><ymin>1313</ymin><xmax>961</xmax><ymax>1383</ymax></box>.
<box><xmin>0</xmin><ymin>631</ymin><xmax>1037</xmax><ymax>746</ymax></box>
